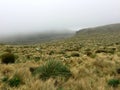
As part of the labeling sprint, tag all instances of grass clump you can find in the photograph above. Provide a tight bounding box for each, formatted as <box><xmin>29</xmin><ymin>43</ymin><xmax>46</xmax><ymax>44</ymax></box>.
<box><xmin>108</xmin><ymin>79</ymin><xmax>120</xmax><ymax>87</ymax></box>
<box><xmin>32</xmin><ymin>60</ymin><xmax>72</xmax><ymax>80</ymax></box>
<box><xmin>1</xmin><ymin>52</ymin><xmax>15</xmax><ymax>64</ymax></box>
<box><xmin>49</xmin><ymin>51</ymin><xmax>55</xmax><ymax>55</ymax></box>
<box><xmin>71</xmin><ymin>52</ymin><xmax>80</xmax><ymax>57</ymax></box>
<box><xmin>1</xmin><ymin>76</ymin><xmax>9</xmax><ymax>82</ymax></box>
<box><xmin>95</xmin><ymin>48</ymin><xmax>115</xmax><ymax>54</ymax></box>
<box><xmin>34</xmin><ymin>56</ymin><xmax>41</xmax><ymax>62</ymax></box>
<box><xmin>85</xmin><ymin>51</ymin><xmax>96</xmax><ymax>58</ymax></box>
<box><xmin>8</xmin><ymin>75</ymin><xmax>22</xmax><ymax>87</ymax></box>
<box><xmin>116</xmin><ymin>68</ymin><xmax>120</xmax><ymax>74</ymax></box>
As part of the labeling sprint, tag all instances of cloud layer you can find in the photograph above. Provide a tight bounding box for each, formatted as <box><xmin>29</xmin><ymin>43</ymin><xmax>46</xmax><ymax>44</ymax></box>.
<box><xmin>0</xmin><ymin>0</ymin><xmax>120</xmax><ymax>37</ymax></box>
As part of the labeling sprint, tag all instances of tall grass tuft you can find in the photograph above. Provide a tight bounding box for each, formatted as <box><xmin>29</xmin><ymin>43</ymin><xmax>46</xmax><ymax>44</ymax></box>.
<box><xmin>32</xmin><ymin>60</ymin><xmax>72</xmax><ymax>80</ymax></box>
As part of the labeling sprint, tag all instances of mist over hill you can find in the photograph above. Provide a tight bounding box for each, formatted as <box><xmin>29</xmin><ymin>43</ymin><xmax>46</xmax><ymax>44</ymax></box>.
<box><xmin>0</xmin><ymin>23</ymin><xmax>120</xmax><ymax>44</ymax></box>
<box><xmin>0</xmin><ymin>30</ymin><xmax>75</xmax><ymax>44</ymax></box>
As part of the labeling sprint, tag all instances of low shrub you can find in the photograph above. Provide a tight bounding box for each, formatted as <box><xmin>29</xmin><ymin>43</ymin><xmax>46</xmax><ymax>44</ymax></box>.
<box><xmin>1</xmin><ymin>53</ymin><xmax>15</xmax><ymax>64</ymax></box>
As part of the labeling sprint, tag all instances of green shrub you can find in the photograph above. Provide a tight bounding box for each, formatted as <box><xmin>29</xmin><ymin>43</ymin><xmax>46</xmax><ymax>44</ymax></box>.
<box><xmin>108</xmin><ymin>79</ymin><xmax>120</xmax><ymax>87</ymax></box>
<box><xmin>33</xmin><ymin>60</ymin><xmax>72</xmax><ymax>80</ymax></box>
<box><xmin>1</xmin><ymin>53</ymin><xmax>15</xmax><ymax>64</ymax></box>
<box><xmin>8</xmin><ymin>75</ymin><xmax>21</xmax><ymax>87</ymax></box>
<box><xmin>1</xmin><ymin>76</ymin><xmax>9</xmax><ymax>82</ymax></box>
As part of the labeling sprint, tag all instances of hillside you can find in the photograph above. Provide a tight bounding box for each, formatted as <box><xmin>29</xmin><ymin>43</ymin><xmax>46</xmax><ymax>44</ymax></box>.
<box><xmin>0</xmin><ymin>24</ymin><xmax>120</xmax><ymax>90</ymax></box>
<box><xmin>75</xmin><ymin>23</ymin><xmax>120</xmax><ymax>45</ymax></box>
<box><xmin>76</xmin><ymin>23</ymin><xmax>120</xmax><ymax>35</ymax></box>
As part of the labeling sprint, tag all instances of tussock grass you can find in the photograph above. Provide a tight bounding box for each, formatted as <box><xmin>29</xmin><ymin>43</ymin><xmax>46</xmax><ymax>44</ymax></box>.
<box><xmin>32</xmin><ymin>60</ymin><xmax>72</xmax><ymax>80</ymax></box>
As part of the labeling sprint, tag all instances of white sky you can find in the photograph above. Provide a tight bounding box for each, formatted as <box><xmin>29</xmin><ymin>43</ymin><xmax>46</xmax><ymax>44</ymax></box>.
<box><xmin>0</xmin><ymin>0</ymin><xmax>120</xmax><ymax>36</ymax></box>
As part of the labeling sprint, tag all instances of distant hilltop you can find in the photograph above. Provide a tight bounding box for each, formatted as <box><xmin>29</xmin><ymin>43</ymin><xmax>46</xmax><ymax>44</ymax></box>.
<box><xmin>76</xmin><ymin>23</ymin><xmax>120</xmax><ymax>35</ymax></box>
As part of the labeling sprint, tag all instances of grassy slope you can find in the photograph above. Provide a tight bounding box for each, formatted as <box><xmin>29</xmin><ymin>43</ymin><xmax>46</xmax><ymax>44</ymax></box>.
<box><xmin>0</xmin><ymin>24</ymin><xmax>120</xmax><ymax>90</ymax></box>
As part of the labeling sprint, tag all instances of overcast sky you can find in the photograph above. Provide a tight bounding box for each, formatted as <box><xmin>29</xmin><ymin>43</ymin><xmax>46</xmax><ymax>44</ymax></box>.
<box><xmin>0</xmin><ymin>0</ymin><xmax>120</xmax><ymax>37</ymax></box>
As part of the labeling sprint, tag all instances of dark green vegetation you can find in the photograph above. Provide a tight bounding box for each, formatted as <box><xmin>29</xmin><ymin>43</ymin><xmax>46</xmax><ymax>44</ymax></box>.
<box><xmin>1</xmin><ymin>75</ymin><xmax>22</xmax><ymax>87</ymax></box>
<box><xmin>8</xmin><ymin>75</ymin><xmax>22</xmax><ymax>87</ymax></box>
<box><xmin>1</xmin><ymin>52</ymin><xmax>15</xmax><ymax>64</ymax></box>
<box><xmin>32</xmin><ymin>60</ymin><xmax>72</xmax><ymax>80</ymax></box>
<box><xmin>1</xmin><ymin>76</ymin><xmax>9</xmax><ymax>82</ymax></box>
<box><xmin>108</xmin><ymin>79</ymin><xmax>120</xmax><ymax>87</ymax></box>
